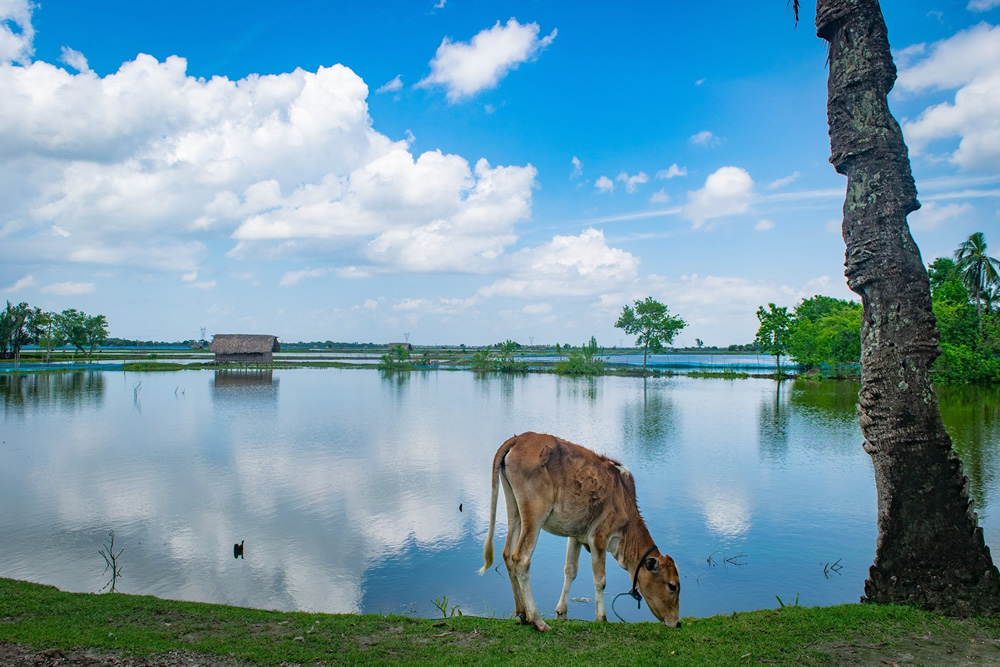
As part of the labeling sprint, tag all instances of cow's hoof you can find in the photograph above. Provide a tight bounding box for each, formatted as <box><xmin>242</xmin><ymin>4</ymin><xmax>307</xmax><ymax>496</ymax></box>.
<box><xmin>555</xmin><ymin>608</ymin><xmax>567</xmax><ymax>619</ymax></box>
<box><xmin>533</xmin><ymin>619</ymin><xmax>551</xmax><ymax>632</ymax></box>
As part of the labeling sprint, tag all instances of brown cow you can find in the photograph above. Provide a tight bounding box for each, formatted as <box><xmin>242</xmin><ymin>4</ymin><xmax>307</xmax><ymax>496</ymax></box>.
<box><xmin>479</xmin><ymin>432</ymin><xmax>681</xmax><ymax>631</ymax></box>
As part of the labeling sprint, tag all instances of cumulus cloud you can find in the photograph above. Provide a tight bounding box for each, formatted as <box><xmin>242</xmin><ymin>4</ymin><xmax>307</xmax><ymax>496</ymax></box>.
<box><xmin>682</xmin><ymin>166</ymin><xmax>755</xmax><ymax>228</ymax></box>
<box><xmin>898</xmin><ymin>23</ymin><xmax>1000</xmax><ymax>169</ymax></box>
<box><xmin>0</xmin><ymin>19</ymin><xmax>539</xmax><ymax>279</ymax></box>
<box><xmin>570</xmin><ymin>156</ymin><xmax>582</xmax><ymax>179</ymax></box>
<box><xmin>594</xmin><ymin>175</ymin><xmax>615</xmax><ymax>194</ymax></box>
<box><xmin>0</xmin><ymin>0</ymin><xmax>34</xmax><ymax>64</ymax></box>
<box><xmin>417</xmin><ymin>18</ymin><xmax>557</xmax><ymax>102</ymax></box>
<box><xmin>755</xmin><ymin>219</ymin><xmax>775</xmax><ymax>231</ymax></box>
<box><xmin>650</xmin><ymin>189</ymin><xmax>670</xmax><ymax>203</ymax></box>
<box><xmin>479</xmin><ymin>228</ymin><xmax>639</xmax><ymax>299</ymax></box>
<box><xmin>616</xmin><ymin>171</ymin><xmax>649</xmax><ymax>194</ymax></box>
<box><xmin>897</xmin><ymin>23</ymin><xmax>1000</xmax><ymax>93</ymax></box>
<box><xmin>690</xmin><ymin>130</ymin><xmax>718</xmax><ymax>146</ymax></box>
<box><xmin>656</xmin><ymin>163</ymin><xmax>686</xmax><ymax>180</ymax></box>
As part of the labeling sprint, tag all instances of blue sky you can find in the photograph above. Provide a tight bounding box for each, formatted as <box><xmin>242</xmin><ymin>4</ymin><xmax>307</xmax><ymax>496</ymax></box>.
<box><xmin>1</xmin><ymin>1</ymin><xmax>998</xmax><ymax>346</ymax></box>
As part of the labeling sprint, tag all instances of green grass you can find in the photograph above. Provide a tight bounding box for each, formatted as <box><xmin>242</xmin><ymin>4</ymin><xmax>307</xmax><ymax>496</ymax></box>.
<box><xmin>4</xmin><ymin>578</ymin><xmax>1000</xmax><ymax>665</ymax></box>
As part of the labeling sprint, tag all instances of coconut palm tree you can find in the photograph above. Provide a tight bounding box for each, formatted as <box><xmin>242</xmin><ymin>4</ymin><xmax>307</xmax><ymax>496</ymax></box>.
<box><xmin>817</xmin><ymin>0</ymin><xmax>1000</xmax><ymax>614</ymax></box>
<box><xmin>954</xmin><ymin>232</ymin><xmax>1000</xmax><ymax>326</ymax></box>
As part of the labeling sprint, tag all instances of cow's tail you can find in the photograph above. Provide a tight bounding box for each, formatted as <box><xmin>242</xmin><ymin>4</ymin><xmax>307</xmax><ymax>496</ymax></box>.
<box><xmin>478</xmin><ymin>435</ymin><xmax>517</xmax><ymax>575</ymax></box>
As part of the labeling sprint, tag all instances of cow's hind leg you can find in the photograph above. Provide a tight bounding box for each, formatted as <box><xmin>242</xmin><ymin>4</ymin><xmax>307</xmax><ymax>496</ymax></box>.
<box><xmin>591</xmin><ymin>547</ymin><xmax>609</xmax><ymax>622</ymax></box>
<box><xmin>500</xmin><ymin>476</ymin><xmax>527</xmax><ymax>623</ymax></box>
<box><xmin>509</xmin><ymin>497</ymin><xmax>551</xmax><ymax>631</ymax></box>
<box><xmin>555</xmin><ymin>537</ymin><xmax>582</xmax><ymax>619</ymax></box>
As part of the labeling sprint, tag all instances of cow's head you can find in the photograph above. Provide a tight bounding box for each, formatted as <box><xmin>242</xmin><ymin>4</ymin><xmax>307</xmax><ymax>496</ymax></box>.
<box><xmin>638</xmin><ymin>553</ymin><xmax>681</xmax><ymax>627</ymax></box>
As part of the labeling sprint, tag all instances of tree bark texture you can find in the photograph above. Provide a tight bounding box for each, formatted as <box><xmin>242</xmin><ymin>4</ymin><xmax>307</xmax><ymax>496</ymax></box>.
<box><xmin>816</xmin><ymin>0</ymin><xmax>1000</xmax><ymax>614</ymax></box>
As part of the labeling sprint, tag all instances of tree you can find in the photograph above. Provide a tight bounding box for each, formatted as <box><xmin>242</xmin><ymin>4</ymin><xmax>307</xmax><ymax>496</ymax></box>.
<box><xmin>786</xmin><ymin>296</ymin><xmax>862</xmax><ymax>376</ymax></box>
<box><xmin>614</xmin><ymin>297</ymin><xmax>686</xmax><ymax>374</ymax></box>
<box><xmin>1</xmin><ymin>301</ymin><xmax>32</xmax><ymax>364</ymax></box>
<box><xmin>754</xmin><ymin>303</ymin><xmax>791</xmax><ymax>374</ymax></box>
<box><xmin>84</xmin><ymin>314</ymin><xmax>109</xmax><ymax>358</ymax></box>
<box><xmin>817</xmin><ymin>0</ymin><xmax>1000</xmax><ymax>613</ymax></box>
<box><xmin>928</xmin><ymin>257</ymin><xmax>957</xmax><ymax>297</ymax></box>
<box><xmin>954</xmin><ymin>232</ymin><xmax>1000</xmax><ymax>329</ymax></box>
<box><xmin>56</xmin><ymin>309</ymin><xmax>89</xmax><ymax>356</ymax></box>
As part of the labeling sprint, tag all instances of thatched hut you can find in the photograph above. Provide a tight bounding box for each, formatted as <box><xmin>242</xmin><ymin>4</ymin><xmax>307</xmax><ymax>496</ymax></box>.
<box><xmin>210</xmin><ymin>334</ymin><xmax>280</xmax><ymax>364</ymax></box>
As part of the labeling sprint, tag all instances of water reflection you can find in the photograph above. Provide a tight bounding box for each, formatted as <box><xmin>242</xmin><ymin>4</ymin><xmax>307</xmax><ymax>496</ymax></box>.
<box><xmin>211</xmin><ymin>370</ymin><xmax>278</xmax><ymax>410</ymax></box>
<box><xmin>0</xmin><ymin>371</ymin><xmax>105</xmax><ymax>415</ymax></box>
<box><xmin>757</xmin><ymin>380</ymin><xmax>790</xmax><ymax>461</ymax></box>
<box><xmin>621</xmin><ymin>380</ymin><xmax>677</xmax><ymax>458</ymax></box>
<box><xmin>1</xmin><ymin>370</ymin><xmax>998</xmax><ymax>621</ymax></box>
<box><xmin>938</xmin><ymin>384</ymin><xmax>1000</xmax><ymax>518</ymax></box>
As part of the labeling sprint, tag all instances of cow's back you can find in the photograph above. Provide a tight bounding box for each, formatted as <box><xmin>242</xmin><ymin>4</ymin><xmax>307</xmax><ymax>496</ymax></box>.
<box><xmin>502</xmin><ymin>432</ymin><xmax>633</xmax><ymax>541</ymax></box>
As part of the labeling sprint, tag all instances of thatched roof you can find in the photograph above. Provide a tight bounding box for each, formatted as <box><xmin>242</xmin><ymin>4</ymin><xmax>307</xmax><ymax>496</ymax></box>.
<box><xmin>210</xmin><ymin>334</ymin><xmax>281</xmax><ymax>354</ymax></box>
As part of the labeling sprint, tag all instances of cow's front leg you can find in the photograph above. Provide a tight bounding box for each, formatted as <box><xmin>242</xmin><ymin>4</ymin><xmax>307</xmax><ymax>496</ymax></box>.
<box><xmin>590</xmin><ymin>547</ymin><xmax>608</xmax><ymax>622</ymax></box>
<box><xmin>556</xmin><ymin>537</ymin><xmax>582</xmax><ymax>619</ymax></box>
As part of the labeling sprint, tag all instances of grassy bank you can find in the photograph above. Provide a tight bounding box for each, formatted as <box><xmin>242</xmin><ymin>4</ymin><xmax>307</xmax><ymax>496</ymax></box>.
<box><xmin>3</xmin><ymin>579</ymin><xmax>1000</xmax><ymax>664</ymax></box>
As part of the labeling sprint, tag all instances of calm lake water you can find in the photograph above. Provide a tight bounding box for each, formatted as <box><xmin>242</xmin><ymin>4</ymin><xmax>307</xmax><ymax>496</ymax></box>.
<box><xmin>2</xmin><ymin>369</ymin><xmax>998</xmax><ymax>623</ymax></box>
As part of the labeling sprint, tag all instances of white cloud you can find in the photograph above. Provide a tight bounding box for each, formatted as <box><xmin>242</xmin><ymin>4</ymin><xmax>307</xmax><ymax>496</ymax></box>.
<box><xmin>616</xmin><ymin>171</ymin><xmax>649</xmax><ymax>194</ymax></box>
<box><xmin>968</xmin><ymin>0</ymin><xmax>1000</xmax><ymax>11</ymax></box>
<box><xmin>59</xmin><ymin>46</ymin><xmax>90</xmax><ymax>73</ymax></box>
<box><xmin>0</xmin><ymin>35</ymin><xmax>538</xmax><ymax>278</ymax></box>
<box><xmin>690</xmin><ymin>130</ymin><xmax>718</xmax><ymax>146</ymax></box>
<box><xmin>755</xmin><ymin>219</ymin><xmax>775</xmax><ymax>231</ymax></box>
<box><xmin>479</xmin><ymin>228</ymin><xmax>639</xmax><ymax>299</ymax></box>
<box><xmin>570</xmin><ymin>156</ymin><xmax>582</xmax><ymax>179</ymax></box>
<box><xmin>185</xmin><ymin>280</ymin><xmax>216</xmax><ymax>290</ymax></box>
<box><xmin>522</xmin><ymin>302</ymin><xmax>551</xmax><ymax>315</ymax></box>
<box><xmin>766</xmin><ymin>171</ymin><xmax>800</xmax><ymax>190</ymax></box>
<box><xmin>0</xmin><ymin>0</ymin><xmax>34</xmax><ymax>65</ymax></box>
<box><xmin>279</xmin><ymin>267</ymin><xmax>332</xmax><ymax>286</ymax></box>
<box><xmin>907</xmin><ymin>201</ymin><xmax>974</xmax><ymax>231</ymax></box>
<box><xmin>2</xmin><ymin>275</ymin><xmax>35</xmax><ymax>292</ymax></box>
<box><xmin>375</xmin><ymin>74</ymin><xmax>402</xmax><ymax>93</ymax></box>
<box><xmin>896</xmin><ymin>23</ymin><xmax>1000</xmax><ymax>94</ymax></box>
<box><xmin>897</xmin><ymin>23</ymin><xmax>1000</xmax><ymax>169</ymax></box>
<box><xmin>594</xmin><ymin>175</ymin><xmax>615</xmax><ymax>194</ymax></box>
<box><xmin>682</xmin><ymin>166</ymin><xmax>755</xmax><ymax>228</ymax></box>
<box><xmin>41</xmin><ymin>281</ymin><xmax>94</xmax><ymax>295</ymax></box>
<box><xmin>650</xmin><ymin>189</ymin><xmax>670</xmax><ymax>203</ymax></box>
<box><xmin>417</xmin><ymin>18</ymin><xmax>557</xmax><ymax>102</ymax></box>
<box><xmin>656</xmin><ymin>163</ymin><xmax>687</xmax><ymax>180</ymax></box>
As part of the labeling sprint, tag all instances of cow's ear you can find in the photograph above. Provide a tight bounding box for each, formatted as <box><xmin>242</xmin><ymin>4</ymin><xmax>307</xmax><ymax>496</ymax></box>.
<box><xmin>644</xmin><ymin>557</ymin><xmax>659</xmax><ymax>572</ymax></box>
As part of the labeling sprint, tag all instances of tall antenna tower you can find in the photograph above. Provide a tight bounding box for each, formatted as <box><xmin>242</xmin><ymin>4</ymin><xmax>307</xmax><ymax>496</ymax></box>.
<box><xmin>200</xmin><ymin>326</ymin><xmax>207</xmax><ymax>340</ymax></box>
<box><xmin>404</xmin><ymin>332</ymin><xmax>410</xmax><ymax>343</ymax></box>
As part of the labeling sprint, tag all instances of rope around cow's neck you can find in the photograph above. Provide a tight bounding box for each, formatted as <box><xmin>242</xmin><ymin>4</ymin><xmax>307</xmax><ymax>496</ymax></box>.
<box><xmin>611</xmin><ymin>544</ymin><xmax>657</xmax><ymax>622</ymax></box>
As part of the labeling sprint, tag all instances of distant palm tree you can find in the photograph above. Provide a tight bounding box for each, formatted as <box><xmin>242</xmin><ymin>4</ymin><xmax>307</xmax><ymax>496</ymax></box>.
<box><xmin>954</xmin><ymin>232</ymin><xmax>1000</xmax><ymax>326</ymax></box>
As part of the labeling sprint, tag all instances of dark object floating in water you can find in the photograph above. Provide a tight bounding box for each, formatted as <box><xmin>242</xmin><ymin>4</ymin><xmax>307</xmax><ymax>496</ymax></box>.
<box><xmin>459</xmin><ymin>503</ymin><xmax>463</xmax><ymax>512</ymax></box>
<box><xmin>234</xmin><ymin>540</ymin><xmax>244</xmax><ymax>559</ymax></box>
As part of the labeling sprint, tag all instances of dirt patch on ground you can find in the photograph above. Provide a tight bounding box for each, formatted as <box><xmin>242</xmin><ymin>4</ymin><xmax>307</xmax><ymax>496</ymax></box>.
<box><xmin>0</xmin><ymin>644</ymin><xmax>241</xmax><ymax>666</ymax></box>
<box><xmin>816</xmin><ymin>634</ymin><xmax>1000</xmax><ymax>665</ymax></box>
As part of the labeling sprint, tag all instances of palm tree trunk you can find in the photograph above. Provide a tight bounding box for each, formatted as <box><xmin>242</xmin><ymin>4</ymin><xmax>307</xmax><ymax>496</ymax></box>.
<box><xmin>817</xmin><ymin>0</ymin><xmax>1000</xmax><ymax>614</ymax></box>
